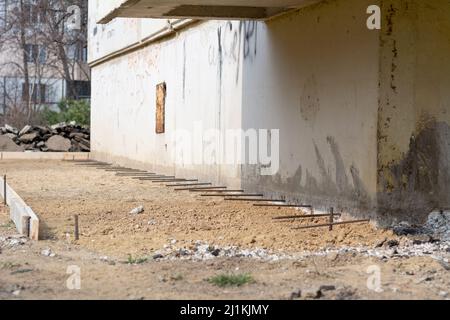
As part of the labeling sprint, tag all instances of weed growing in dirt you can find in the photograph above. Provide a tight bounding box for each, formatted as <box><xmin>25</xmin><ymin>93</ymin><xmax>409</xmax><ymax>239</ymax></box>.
<box><xmin>126</xmin><ymin>255</ymin><xmax>148</xmax><ymax>265</ymax></box>
<box><xmin>171</xmin><ymin>274</ymin><xmax>184</xmax><ymax>281</ymax></box>
<box><xmin>0</xmin><ymin>221</ymin><xmax>14</xmax><ymax>229</ymax></box>
<box><xmin>208</xmin><ymin>273</ymin><xmax>254</xmax><ymax>287</ymax></box>
<box><xmin>1</xmin><ymin>262</ymin><xmax>21</xmax><ymax>270</ymax></box>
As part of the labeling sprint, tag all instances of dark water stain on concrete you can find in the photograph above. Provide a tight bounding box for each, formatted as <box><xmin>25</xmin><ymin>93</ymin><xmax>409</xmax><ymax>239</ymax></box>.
<box><xmin>242</xmin><ymin>137</ymin><xmax>372</xmax><ymax>216</ymax></box>
<box><xmin>378</xmin><ymin>119</ymin><xmax>450</xmax><ymax>224</ymax></box>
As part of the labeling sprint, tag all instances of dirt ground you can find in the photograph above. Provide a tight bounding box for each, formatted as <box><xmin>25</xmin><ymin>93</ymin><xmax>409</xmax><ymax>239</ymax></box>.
<box><xmin>0</xmin><ymin>160</ymin><xmax>449</xmax><ymax>300</ymax></box>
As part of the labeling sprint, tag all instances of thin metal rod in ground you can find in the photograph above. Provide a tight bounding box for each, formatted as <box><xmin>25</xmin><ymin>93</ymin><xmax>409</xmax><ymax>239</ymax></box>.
<box><xmin>292</xmin><ymin>219</ymin><xmax>371</xmax><ymax>230</ymax></box>
<box><xmin>273</xmin><ymin>213</ymin><xmax>342</xmax><ymax>220</ymax></box>
<box><xmin>224</xmin><ymin>198</ymin><xmax>286</xmax><ymax>202</ymax></box>
<box><xmin>74</xmin><ymin>215</ymin><xmax>79</xmax><ymax>241</ymax></box>
<box><xmin>77</xmin><ymin>163</ymin><xmax>111</xmax><ymax>166</ymax></box>
<box><xmin>115</xmin><ymin>173</ymin><xmax>157</xmax><ymax>176</ymax></box>
<box><xmin>132</xmin><ymin>176</ymin><xmax>173</xmax><ymax>180</ymax></box>
<box><xmin>137</xmin><ymin>176</ymin><xmax>176</xmax><ymax>180</ymax></box>
<box><xmin>254</xmin><ymin>204</ymin><xmax>313</xmax><ymax>208</ymax></box>
<box><xmin>181</xmin><ymin>187</ymin><xmax>228</xmax><ymax>192</ymax></box>
<box><xmin>152</xmin><ymin>179</ymin><xmax>198</xmax><ymax>183</ymax></box>
<box><xmin>167</xmin><ymin>183</ymin><xmax>212</xmax><ymax>187</ymax></box>
<box><xmin>3</xmin><ymin>174</ymin><xmax>6</xmax><ymax>205</ymax></box>
<box><xmin>105</xmin><ymin>168</ymin><xmax>146</xmax><ymax>172</ymax></box>
<box><xmin>197</xmin><ymin>189</ymin><xmax>244</xmax><ymax>193</ymax></box>
<box><xmin>201</xmin><ymin>193</ymin><xmax>263</xmax><ymax>197</ymax></box>
<box><xmin>176</xmin><ymin>186</ymin><xmax>227</xmax><ymax>191</ymax></box>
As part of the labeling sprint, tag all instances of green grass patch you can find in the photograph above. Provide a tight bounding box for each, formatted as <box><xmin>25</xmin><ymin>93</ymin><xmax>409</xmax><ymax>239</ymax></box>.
<box><xmin>126</xmin><ymin>255</ymin><xmax>148</xmax><ymax>265</ymax></box>
<box><xmin>208</xmin><ymin>273</ymin><xmax>254</xmax><ymax>288</ymax></box>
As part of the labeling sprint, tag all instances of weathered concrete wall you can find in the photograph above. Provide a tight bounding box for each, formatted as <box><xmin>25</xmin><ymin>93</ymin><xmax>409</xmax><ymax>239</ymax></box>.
<box><xmin>377</xmin><ymin>0</ymin><xmax>450</xmax><ymax>224</ymax></box>
<box><xmin>240</xmin><ymin>0</ymin><xmax>380</xmax><ymax>217</ymax></box>
<box><xmin>90</xmin><ymin>20</ymin><xmax>245</xmax><ymax>186</ymax></box>
<box><xmin>89</xmin><ymin>0</ymin><xmax>450</xmax><ymax>225</ymax></box>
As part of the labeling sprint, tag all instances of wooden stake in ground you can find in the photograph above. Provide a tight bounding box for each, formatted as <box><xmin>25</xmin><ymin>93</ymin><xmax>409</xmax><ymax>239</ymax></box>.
<box><xmin>74</xmin><ymin>215</ymin><xmax>79</xmax><ymax>241</ymax></box>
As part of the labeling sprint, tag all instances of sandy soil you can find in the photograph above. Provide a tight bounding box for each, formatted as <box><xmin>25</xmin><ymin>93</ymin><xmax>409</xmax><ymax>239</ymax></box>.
<box><xmin>1</xmin><ymin>160</ymin><xmax>395</xmax><ymax>258</ymax></box>
<box><xmin>0</xmin><ymin>160</ymin><xmax>449</xmax><ymax>300</ymax></box>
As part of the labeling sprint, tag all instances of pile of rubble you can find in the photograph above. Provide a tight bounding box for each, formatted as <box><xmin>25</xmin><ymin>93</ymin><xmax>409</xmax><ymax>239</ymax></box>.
<box><xmin>393</xmin><ymin>211</ymin><xmax>450</xmax><ymax>242</ymax></box>
<box><xmin>150</xmin><ymin>238</ymin><xmax>450</xmax><ymax>263</ymax></box>
<box><xmin>0</xmin><ymin>123</ymin><xmax>90</xmax><ymax>152</ymax></box>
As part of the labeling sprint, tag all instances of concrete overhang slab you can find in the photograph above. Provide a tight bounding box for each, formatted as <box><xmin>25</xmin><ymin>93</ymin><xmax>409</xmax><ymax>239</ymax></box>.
<box><xmin>97</xmin><ymin>0</ymin><xmax>322</xmax><ymax>23</ymax></box>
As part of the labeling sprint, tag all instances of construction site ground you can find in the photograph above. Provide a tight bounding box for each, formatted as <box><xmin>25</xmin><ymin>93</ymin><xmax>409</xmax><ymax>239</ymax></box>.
<box><xmin>0</xmin><ymin>160</ymin><xmax>449</xmax><ymax>300</ymax></box>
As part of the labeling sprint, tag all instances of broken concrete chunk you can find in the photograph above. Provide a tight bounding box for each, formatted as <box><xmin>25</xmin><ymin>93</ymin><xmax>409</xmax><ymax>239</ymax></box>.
<box><xmin>18</xmin><ymin>132</ymin><xmax>38</xmax><ymax>143</ymax></box>
<box><xmin>18</xmin><ymin>125</ymin><xmax>32</xmax><ymax>136</ymax></box>
<box><xmin>5</xmin><ymin>124</ymin><xmax>18</xmax><ymax>135</ymax></box>
<box><xmin>0</xmin><ymin>136</ymin><xmax>24</xmax><ymax>151</ymax></box>
<box><xmin>45</xmin><ymin>135</ymin><xmax>71</xmax><ymax>152</ymax></box>
<box><xmin>130</xmin><ymin>206</ymin><xmax>145</xmax><ymax>215</ymax></box>
<box><xmin>3</xmin><ymin>133</ymin><xmax>17</xmax><ymax>140</ymax></box>
<box><xmin>50</xmin><ymin>122</ymin><xmax>68</xmax><ymax>131</ymax></box>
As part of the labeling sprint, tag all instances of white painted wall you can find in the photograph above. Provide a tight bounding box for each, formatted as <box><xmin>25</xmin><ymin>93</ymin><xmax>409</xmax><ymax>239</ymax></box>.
<box><xmin>90</xmin><ymin>20</ymin><xmax>244</xmax><ymax>186</ymax></box>
<box><xmin>89</xmin><ymin>0</ymin><xmax>381</xmax><ymax>208</ymax></box>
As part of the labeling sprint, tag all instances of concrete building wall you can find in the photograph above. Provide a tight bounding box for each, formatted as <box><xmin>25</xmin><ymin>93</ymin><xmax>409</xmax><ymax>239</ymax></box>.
<box><xmin>377</xmin><ymin>0</ymin><xmax>450</xmax><ymax>224</ymax></box>
<box><xmin>241</xmin><ymin>0</ymin><xmax>380</xmax><ymax>217</ymax></box>
<box><xmin>90</xmin><ymin>20</ymin><xmax>244</xmax><ymax>186</ymax></box>
<box><xmin>89</xmin><ymin>0</ymin><xmax>450</xmax><ymax>224</ymax></box>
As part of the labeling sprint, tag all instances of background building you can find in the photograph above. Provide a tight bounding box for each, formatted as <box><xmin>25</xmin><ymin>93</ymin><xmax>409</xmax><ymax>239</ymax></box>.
<box><xmin>0</xmin><ymin>0</ymin><xmax>90</xmax><ymax>126</ymax></box>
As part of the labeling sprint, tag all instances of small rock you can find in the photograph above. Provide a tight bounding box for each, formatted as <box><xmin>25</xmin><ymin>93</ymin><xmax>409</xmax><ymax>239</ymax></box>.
<box><xmin>211</xmin><ymin>248</ymin><xmax>221</xmax><ymax>257</ymax></box>
<box><xmin>327</xmin><ymin>252</ymin><xmax>339</xmax><ymax>261</ymax></box>
<box><xmin>319</xmin><ymin>285</ymin><xmax>336</xmax><ymax>292</ymax></box>
<box><xmin>438</xmin><ymin>260</ymin><xmax>450</xmax><ymax>271</ymax></box>
<box><xmin>19</xmin><ymin>132</ymin><xmax>39</xmax><ymax>143</ymax></box>
<box><xmin>153</xmin><ymin>254</ymin><xmax>164</xmax><ymax>260</ymax></box>
<box><xmin>18</xmin><ymin>125</ymin><xmax>32</xmax><ymax>137</ymax></box>
<box><xmin>303</xmin><ymin>289</ymin><xmax>321</xmax><ymax>299</ymax></box>
<box><xmin>375</xmin><ymin>238</ymin><xmax>387</xmax><ymax>248</ymax></box>
<box><xmin>12</xmin><ymin>290</ymin><xmax>21</xmax><ymax>296</ymax></box>
<box><xmin>129</xmin><ymin>206</ymin><xmax>144</xmax><ymax>215</ymax></box>
<box><xmin>5</xmin><ymin>124</ymin><xmax>18</xmax><ymax>134</ymax></box>
<box><xmin>41</xmin><ymin>248</ymin><xmax>55</xmax><ymax>257</ymax></box>
<box><xmin>408</xmin><ymin>234</ymin><xmax>432</xmax><ymax>245</ymax></box>
<box><xmin>170</xmin><ymin>239</ymin><xmax>177</xmax><ymax>245</ymax></box>
<box><xmin>45</xmin><ymin>135</ymin><xmax>71</xmax><ymax>152</ymax></box>
<box><xmin>439</xmin><ymin>291</ymin><xmax>448</xmax><ymax>298</ymax></box>
<box><xmin>290</xmin><ymin>290</ymin><xmax>302</xmax><ymax>300</ymax></box>
<box><xmin>386</xmin><ymin>240</ymin><xmax>399</xmax><ymax>248</ymax></box>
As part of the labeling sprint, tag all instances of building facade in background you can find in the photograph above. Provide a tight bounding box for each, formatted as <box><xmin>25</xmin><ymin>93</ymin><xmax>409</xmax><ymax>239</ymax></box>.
<box><xmin>88</xmin><ymin>0</ymin><xmax>450</xmax><ymax>225</ymax></box>
<box><xmin>0</xmin><ymin>0</ymin><xmax>90</xmax><ymax>124</ymax></box>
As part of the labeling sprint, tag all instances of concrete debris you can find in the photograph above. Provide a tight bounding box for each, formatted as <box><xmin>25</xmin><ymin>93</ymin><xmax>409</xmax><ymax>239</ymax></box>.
<box><xmin>129</xmin><ymin>206</ymin><xmax>144</xmax><ymax>215</ymax></box>
<box><xmin>425</xmin><ymin>211</ymin><xmax>450</xmax><ymax>241</ymax></box>
<box><xmin>0</xmin><ymin>135</ymin><xmax>25</xmax><ymax>152</ymax></box>
<box><xmin>149</xmin><ymin>238</ymin><xmax>450</xmax><ymax>262</ymax></box>
<box><xmin>40</xmin><ymin>248</ymin><xmax>56</xmax><ymax>257</ymax></box>
<box><xmin>46</xmin><ymin>135</ymin><xmax>71</xmax><ymax>152</ymax></box>
<box><xmin>0</xmin><ymin>123</ymin><xmax>90</xmax><ymax>152</ymax></box>
<box><xmin>0</xmin><ymin>235</ymin><xmax>28</xmax><ymax>248</ymax></box>
<box><xmin>393</xmin><ymin>212</ymin><xmax>450</xmax><ymax>242</ymax></box>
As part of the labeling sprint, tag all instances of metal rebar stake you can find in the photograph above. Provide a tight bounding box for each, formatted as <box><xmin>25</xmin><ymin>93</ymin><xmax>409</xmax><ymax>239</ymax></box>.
<box><xmin>74</xmin><ymin>214</ymin><xmax>79</xmax><ymax>241</ymax></box>
<box><xmin>3</xmin><ymin>175</ymin><xmax>6</xmax><ymax>205</ymax></box>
